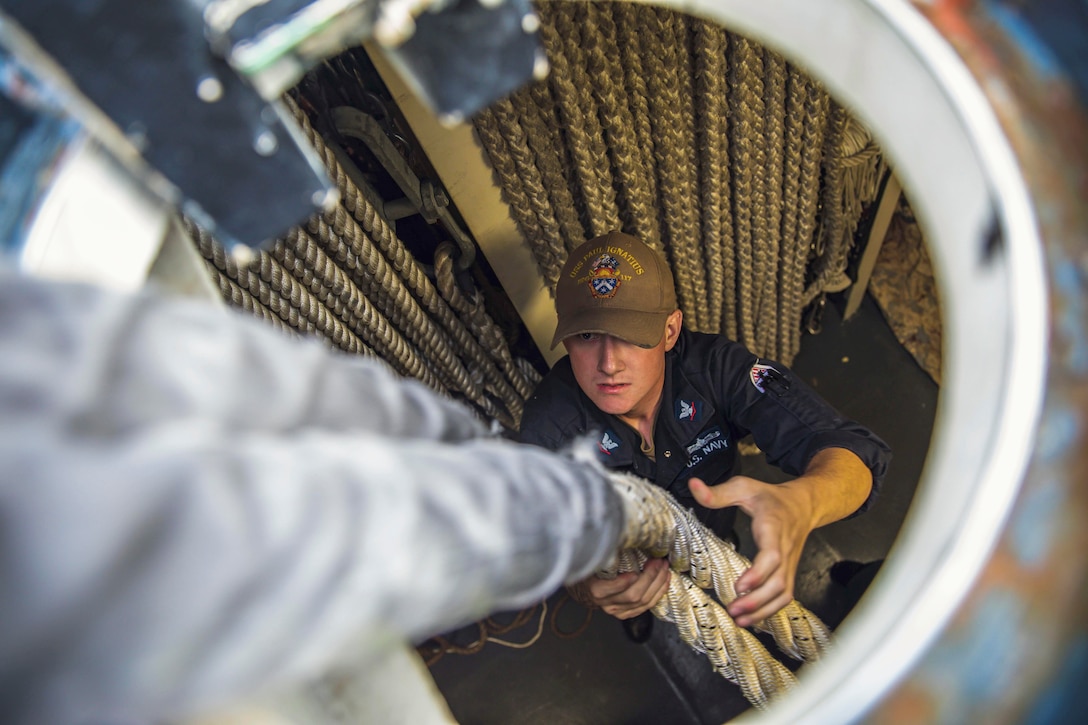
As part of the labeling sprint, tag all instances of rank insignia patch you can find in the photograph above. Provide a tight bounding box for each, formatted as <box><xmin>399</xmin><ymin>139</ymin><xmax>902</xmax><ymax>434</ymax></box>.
<box><xmin>675</xmin><ymin>398</ymin><xmax>701</xmax><ymax>423</ymax></box>
<box><xmin>598</xmin><ymin>430</ymin><xmax>620</xmax><ymax>455</ymax></box>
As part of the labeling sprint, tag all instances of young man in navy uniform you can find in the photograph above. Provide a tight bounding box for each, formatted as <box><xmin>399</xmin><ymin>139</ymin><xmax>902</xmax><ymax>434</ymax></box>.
<box><xmin>519</xmin><ymin>231</ymin><xmax>890</xmax><ymax>632</ymax></box>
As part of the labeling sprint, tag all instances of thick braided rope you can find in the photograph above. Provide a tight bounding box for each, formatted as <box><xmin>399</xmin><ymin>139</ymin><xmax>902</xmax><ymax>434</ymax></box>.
<box><xmin>582</xmin><ymin>1</ymin><xmax>659</xmax><ymax>248</ymax></box>
<box><xmin>543</xmin><ymin>2</ymin><xmax>623</xmax><ymax>237</ymax></box>
<box><xmin>472</xmin><ymin>106</ymin><xmax>565</xmax><ymax>286</ymax></box>
<box><xmin>269</xmin><ymin>242</ymin><xmax>388</xmax><ymax>367</ymax></box>
<box><xmin>204</xmin><ymin>258</ymin><xmax>298</xmax><ymax>338</ymax></box>
<box><xmin>304</xmin><ymin>214</ymin><xmax>517</xmax><ymax>423</ymax></box>
<box><xmin>275</xmin><ymin>229</ymin><xmax>448</xmax><ymax>391</ymax></box>
<box><xmin>472</xmin><ymin>2</ymin><xmax>867</xmax><ymax>367</ymax></box>
<box><xmin>758</xmin><ymin>49</ymin><xmax>788</xmax><ymax>359</ymax></box>
<box><xmin>613</xmin><ymin>1</ymin><xmax>662</xmax><ymax>242</ymax></box>
<box><xmin>839</xmin><ymin>114</ymin><xmax>887</xmax><ymax>258</ymax></box>
<box><xmin>668</xmin><ymin>8</ymin><xmax>709</xmax><ymax>333</ymax></box>
<box><xmin>820</xmin><ymin>104</ymin><xmax>852</xmax><ymax>283</ymax></box>
<box><xmin>486</xmin><ymin>96</ymin><xmax>569</xmax><ymax>285</ymax></box>
<box><xmin>196</xmin><ymin>224</ymin><xmax>366</xmax><ymax>355</ymax></box>
<box><xmin>189</xmin><ymin>220</ymin><xmax>332</xmax><ymax>341</ymax></box>
<box><xmin>789</xmin><ymin>78</ymin><xmax>831</xmax><ymax>355</ymax></box>
<box><xmin>183</xmin><ymin>219</ymin><xmax>295</xmax><ymax>337</ymax></box>
<box><xmin>693</xmin><ymin>17</ymin><xmax>728</xmax><ymax>335</ymax></box>
<box><xmin>286</xmin><ymin>96</ymin><xmax>525</xmax><ymax>421</ymax></box>
<box><xmin>315</xmin><ymin>136</ymin><xmax>522</xmax><ymax>415</ymax></box>
<box><xmin>776</xmin><ymin>66</ymin><xmax>809</xmax><ymax>363</ymax></box>
<box><xmin>253</xmin><ymin>250</ymin><xmax>368</xmax><ymax>355</ymax></box>
<box><xmin>308</xmin><ymin>211</ymin><xmax>474</xmax><ymax>396</ymax></box>
<box><xmin>643</xmin><ymin>6</ymin><xmax>707</xmax><ymax>331</ymax></box>
<box><xmin>434</xmin><ymin>241</ymin><xmax>536</xmax><ymax>404</ymax></box>
<box><xmin>804</xmin><ymin>101</ymin><xmax>849</xmax><ymax>305</ymax></box>
<box><xmin>308</xmin><ymin>212</ymin><xmax>519</xmax><ymax>427</ymax></box>
<box><xmin>728</xmin><ymin>35</ymin><xmax>761</xmax><ymax>352</ymax></box>
<box><xmin>740</xmin><ymin>44</ymin><xmax>771</xmax><ymax>357</ymax></box>
<box><xmin>604</xmin><ymin>471</ymin><xmax>831</xmax><ymax>710</ymax></box>
<box><xmin>521</xmin><ymin>79</ymin><xmax>589</xmax><ymax>253</ymax></box>
<box><xmin>712</xmin><ymin>29</ymin><xmax>740</xmax><ymax>343</ymax></box>
<box><xmin>323</xmin><ymin>149</ymin><xmax>525</xmax><ymax>418</ymax></box>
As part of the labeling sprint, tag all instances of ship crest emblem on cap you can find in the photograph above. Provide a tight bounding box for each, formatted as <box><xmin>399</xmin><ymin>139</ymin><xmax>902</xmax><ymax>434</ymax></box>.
<box><xmin>588</xmin><ymin>253</ymin><xmax>621</xmax><ymax>298</ymax></box>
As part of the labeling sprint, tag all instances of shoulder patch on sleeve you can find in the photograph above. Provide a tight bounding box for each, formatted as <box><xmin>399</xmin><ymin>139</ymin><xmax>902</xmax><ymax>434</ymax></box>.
<box><xmin>749</xmin><ymin>360</ymin><xmax>792</xmax><ymax>396</ymax></box>
<box><xmin>749</xmin><ymin>362</ymin><xmax>778</xmax><ymax>393</ymax></box>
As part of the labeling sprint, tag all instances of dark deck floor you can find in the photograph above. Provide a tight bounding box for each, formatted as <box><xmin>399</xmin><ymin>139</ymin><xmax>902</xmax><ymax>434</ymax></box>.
<box><xmin>422</xmin><ymin>294</ymin><xmax>939</xmax><ymax>724</ymax></box>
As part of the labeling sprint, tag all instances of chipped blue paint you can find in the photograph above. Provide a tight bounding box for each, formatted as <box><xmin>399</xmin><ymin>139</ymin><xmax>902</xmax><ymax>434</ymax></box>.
<box><xmin>1035</xmin><ymin>404</ymin><xmax>1081</xmax><ymax>461</ymax></box>
<box><xmin>1023</xmin><ymin>634</ymin><xmax>1088</xmax><ymax>725</ymax></box>
<box><xmin>985</xmin><ymin>1</ymin><xmax>1064</xmax><ymax>81</ymax></box>
<box><xmin>1053</xmin><ymin>260</ymin><xmax>1088</xmax><ymax>374</ymax></box>
<box><xmin>959</xmin><ymin>593</ymin><xmax>1027</xmax><ymax>703</ymax></box>
<box><xmin>921</xmin><ymin>591</ymin><xmax>1028</xmax><ymax>719</ymax></box>
<box><xmin>1010</xmin><ymin>475</ymin><xmax>1063</xmax><ymax>567</ymax></box>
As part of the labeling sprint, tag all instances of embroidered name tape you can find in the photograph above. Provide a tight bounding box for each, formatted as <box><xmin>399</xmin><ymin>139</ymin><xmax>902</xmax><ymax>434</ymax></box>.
<box><xmin>685</xmin><ymin>426</ymin><xmax>728</xmax><ymax>467</ymax></box>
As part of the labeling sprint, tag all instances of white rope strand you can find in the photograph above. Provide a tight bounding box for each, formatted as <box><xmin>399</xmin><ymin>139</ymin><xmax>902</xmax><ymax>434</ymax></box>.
<box><xmin>604</xmin><ymin>470</ymin><xmax>833</xmax><ymax>710</ymax></box>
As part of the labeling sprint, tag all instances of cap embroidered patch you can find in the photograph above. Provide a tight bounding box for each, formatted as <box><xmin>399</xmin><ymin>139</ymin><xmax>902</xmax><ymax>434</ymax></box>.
<box><xmin>550</xmin><ymin>231</ymin><xmax>677</xmax><ymax>349</ymax></box>
<box><xmin>598</xmin><ymin>430</ymin><xmax>620</xmax><ymax>455</ymax></box>
<box><xmin>587</xmin><ymin>253</ymin><xmax>621</xmax><ymax>298</ymax></box>
<box><xmin>676</xmin><ymin>398</ymin><xmax>700</xmax><ymax>422</ymax></box>
<box><xmin>749</xmin><ymin>362</ymin><xmax>779</xmax><ymax>393</ymax></box>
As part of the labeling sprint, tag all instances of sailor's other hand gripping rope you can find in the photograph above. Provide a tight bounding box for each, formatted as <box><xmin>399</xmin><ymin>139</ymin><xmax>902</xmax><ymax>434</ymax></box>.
<box><xmin>602</xmin><ymin>471</ymin><xmax>832</xmax><ymax>711</ymax></box>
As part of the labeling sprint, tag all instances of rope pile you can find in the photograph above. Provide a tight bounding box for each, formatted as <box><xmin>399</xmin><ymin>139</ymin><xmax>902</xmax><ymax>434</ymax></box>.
<box><xmin>607</xmin><ymin>470</ymin><xmax>831</xmax><ymax>710</ymax></box>
<box><xmin>474</xmin><ymin>0</ymin><xmax>886</xmax><ymax>364</ymax></box>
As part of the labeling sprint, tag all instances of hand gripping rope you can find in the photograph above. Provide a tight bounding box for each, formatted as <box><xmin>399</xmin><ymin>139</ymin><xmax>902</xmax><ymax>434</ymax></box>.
<box><xmin>602</xmin><ymin>471</ymin><xmax>832</xmax><ymax>710</ymax></box>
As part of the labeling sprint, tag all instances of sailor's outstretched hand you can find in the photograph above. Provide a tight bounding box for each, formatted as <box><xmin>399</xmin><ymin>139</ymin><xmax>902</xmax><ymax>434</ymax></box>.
<box><xmin>688</xmin><ymin>475</ymin><xmax>813</xmax><ymax>628</ymax></box>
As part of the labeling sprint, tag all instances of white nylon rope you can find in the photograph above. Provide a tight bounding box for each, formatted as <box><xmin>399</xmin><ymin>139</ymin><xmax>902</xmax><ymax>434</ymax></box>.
<box><xmin>604</xmin><ymin>470</ymin><xmax>832</xmax><ymax>710</ymax></box>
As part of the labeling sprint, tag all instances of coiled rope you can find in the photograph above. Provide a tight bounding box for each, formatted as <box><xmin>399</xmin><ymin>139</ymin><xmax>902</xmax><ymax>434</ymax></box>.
<box><xmin>186</xmin><ymin>84</ymin><xmax>543</xmax><ymax>427</ymax></box>
<box><xmin>433</xmin><ymin>241</ymin><xmax>539</xmax><ymax>401</ymax></box>
<box><xmin>606</xmin><ymin>470</ymin><xmax>831</xmax><ymax>711</ymax></box>
<box><xmin>287</xmin><ymin>94</ymin><xmax>527</xmax><ymax>425</ymax></box>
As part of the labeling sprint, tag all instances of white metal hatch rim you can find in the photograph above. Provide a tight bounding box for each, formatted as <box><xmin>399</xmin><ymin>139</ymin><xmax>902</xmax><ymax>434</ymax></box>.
<box><xmin>633</xmin><ymin>0</ymin><xmax>1050</xmax><ymax>721</ymax></box>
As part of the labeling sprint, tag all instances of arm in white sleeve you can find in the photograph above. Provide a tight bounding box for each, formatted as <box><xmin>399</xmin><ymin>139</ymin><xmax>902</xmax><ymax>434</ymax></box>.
<box><xmin>3</xmin><ymin>267</ymin><xmax>486</xmax><ymax>443</ymax></box>
<box><xmin>0</xmin><ymin>271</ymin><xmax>624</xmax><ymax>725</ymax></box>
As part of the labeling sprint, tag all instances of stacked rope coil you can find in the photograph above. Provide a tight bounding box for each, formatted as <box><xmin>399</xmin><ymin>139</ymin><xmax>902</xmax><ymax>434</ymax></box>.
<box><xmin>434</xmin><ymin>241</ymin><xmax>538</xmax><ymax>401</ymax></box>
<box><xmin>542</xmin><ymin>4</ymin><xmax>623</xmax><ymax>238</ymax></box>
<box><xmin>287</xmin><ymin>95</ymin><xmax>529</xmax><ymax>426</ymax></box>
<box><xmin>187</xmin><ymin>85</ymin><xmax>545</xmax><ymax>428</ymax></box>
<box><xmin>605</xmin><ymin>470</ymin><xmax>832</xmax><ymax>711</ymax></box>
<box><xmin>693</xmin><ymin>19</ymin><xmax>730</xmax><ymax>335</ymax></box>
<box><xmin>585</xmin><ymin>1</ymin><xmax>659</xmax><ymax>250</ymax></box>
<box><xmin>474</xmin><ymin>0</ymin><xmax>886</xmax><ymax>364</ymax></box>
<box><xmin>474</xmin><ymin>97</ymin><xmax>571</xmax><ymax>284</ymax></box>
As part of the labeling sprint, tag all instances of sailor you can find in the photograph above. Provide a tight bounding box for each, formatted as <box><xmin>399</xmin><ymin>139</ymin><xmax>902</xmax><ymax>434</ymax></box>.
<box><xmin>519</xmin><ymin>231</ymin><xmax>891</xmax><ymax>633</ymax></box>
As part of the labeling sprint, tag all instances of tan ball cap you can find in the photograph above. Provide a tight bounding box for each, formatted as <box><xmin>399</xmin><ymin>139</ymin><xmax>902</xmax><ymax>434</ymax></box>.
<box><xmin>551</xmin><ymin>231</ymin><xmax>678</xmax><ymax>349</ymax></box>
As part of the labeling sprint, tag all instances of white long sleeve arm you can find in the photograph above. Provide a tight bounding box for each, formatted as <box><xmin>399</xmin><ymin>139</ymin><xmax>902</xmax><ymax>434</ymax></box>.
<box><xmin>0</xmin><ymin>270</ymin><xmax>623</xmax><ymax>725</ymax></box>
